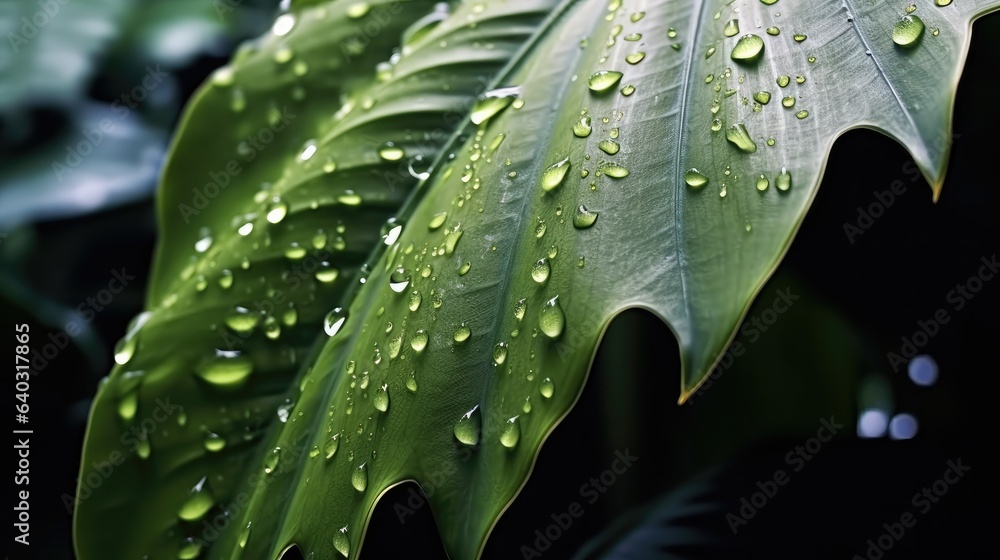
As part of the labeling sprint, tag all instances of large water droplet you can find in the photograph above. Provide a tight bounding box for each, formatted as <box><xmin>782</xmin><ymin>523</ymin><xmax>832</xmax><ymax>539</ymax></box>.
<box><xmin>333</xmin><ymin>526</ymin><xmax>350</xmax><ymax>558</ymax></box>
<box><xmin>325</xmin><ymin>433</ymin><xmax>340</xmax><ymax>459</ymax></box>
<box><xmin>775</xmin><ymin>167</ymin><xmax>792</xmax><ymax>191</ymax></box>
<box><xmin>726</xmin><ymin>123</ymin><xmax>757</xmax><ymax>153</ymax></box>
<box><xmin>539</xmin><ymin>296</ymin><xmax>565</xmax><ymax>339</ymax></box>
<box><xmin>540</xmin><ymin>377</ymin><xmax>555</xmax><ymax>398</ymax></box>
<box><xmin>178</xmin><ymin>476</ymin><xmax>214</xmax><ymax>521</ymax></box>
<box><xmin>454</xmin><ymin>405</ymin><xmax>481</xmax><ymax>445</ymax></box>
<box><xmin>225</xmin><ymin>306</ymin><xmax>261</xmax><ymax>333</ymax></box>
<box><xmin>500</xmin><ymin>416</ymin><xmax>521</xmax><ymax>448</ymax></box>
<box><xmin>756</xmin><ymin>174</ymin><xmax>770</xmax><ymax>191</ymax></box>
<box><xmin>573</xmin><ymin>205</ymin><xmax>599</xmax><ymax>229</ymax></box>
<box><xmin>588</xmin><ymin>70</ymin><xmax>624</xmax><ymax>93</ymax></box>
<box><xmin>324</xmin><ymin>307</ymin><xmax>348</xmax><ymax>337</ymax></box>
<box><xmin>204</xmin><ymin>432</ymin><xmax>226</xmax><ymax>452</ymax></box>
<box><xmin>541</xmin><ymin>157</ymin><xmax>571</xmax><ymax>192</ymax></box>
<box><xmin>352</xmin><ymin>463</ymin><xmax>368</xmax><ymax>492</ymax></box>
<box><xmin>266</xmin><ymin>197</ymin><xmax>288</xmax><ymax>224</ymax></box>
<box><xmin>428</xmin><ymin>211</ymin><xmax>448</xmax><ymax>230</ymax></box>
<box><xmin>493</xmin><ymin>342</ymin><xmax>508</xmax><ymax>365</ymax></box>
<box><xmin>374</xmin><ymin>384</ymin><xmax>390</xmax><ymax>412</ymax></box>
<box><xmin>470</xmin><ymin>86</ymin><xmax>521</xmax><ymax>125</ymax></box>
<box><xmin>685</xmin><ymin>168</ymin><xmax>709</xmax><ymax>188</ymax></box>
<box><xmin>892</xmin><ymin>15</ymin><xmax>925</xmax><ymax>47</ymax></box>
<box><xmin>378</xmin><ymin>142</ymin><xmax>405</xmax><ymax>161</ymax></box>
<box><xmin>531</xmin><ymin>258</ymin><xmax>550</xmax><ymax>284</ymax></box>
<box><xmin>723</xmin><ymin>19</ymin><xmax>740</xmax><ymax>37</ymax></box>
<box><xmin>196</xmin><ymin>349</ymin><xmax>254</xmax><ymax>387</ymax></box>
<box><xmin>389</xmin><ymin>267</ymin><xmax>411</xmax><ymax>293</ymax></box>
<box><xmin>453</xmin><ymin>323</ymin><xmax>471</xmax><ymax>344</ymax></box>
<box><xmin>731</xmin><ymin>34</ymin><xmax>764</xmax><ymax>63</ymax></box>
<box><xmin>573</xmin><ymin>116</ymin><xmax>592</xmax><ymax>137</ymax></box>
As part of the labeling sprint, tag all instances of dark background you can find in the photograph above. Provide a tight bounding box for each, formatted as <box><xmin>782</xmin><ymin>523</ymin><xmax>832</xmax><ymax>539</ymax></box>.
<box><xmin>3</xmin><ymin>6</ymin><xmax>998</xmax><ymax>560</ymax></box>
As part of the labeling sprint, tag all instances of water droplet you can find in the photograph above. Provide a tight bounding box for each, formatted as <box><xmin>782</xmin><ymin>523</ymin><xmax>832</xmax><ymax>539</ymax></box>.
<box><xmin>196</xmin><ymin>349</ymin><xmax>253</xmax><ymax>387</ymax></box>
<box><xmin>239</xmin><ymin>521</ymin><xmax>252</xmax><ymax>548</ymax></box>
<box><xmin>601</xmin><ymin>163</ymin><xmax>630</xmax><ymax>178</ymax></box>
<box><xmin>389</xmin><ymin>267</ymin><xmax>411</xmax><ymax>293</ymax></box>
<box><xmin>573</xmin><ymin>205</ymin><xmax>599</xmax><ymax>229</ymax></box>
<box><xmin>795</xmin><ymin>75</ymin><xmax>806</xmax><ymax>84</ymax></box>
<box><xmin>625</xmin><ymin>52</ymin><xmax>645</xmax><ymax>64</ymax></box>
<box><xmin>374</xmin><ymin>384</ymin><xmax>389</xmax><ymax>412</ymax></box>
<box><xmin>531</xmin><ymin>258</ymin><xmax>550</xmax><ymax>284</ymax></box>
<box><xmin>408</xmin><ymin>290</ymin><xmax>422</xmax><ymax>312</ymax></box>
<box><xmin>755</xmin><ymin>174</ymin><xmax>769</xmax><ymax>191</ymax></box>
<box><xmin>178</xmin><ymin>476</ymin><xmax>214</xmax><ymax>521</ymax></box>
<box><xmin>685</xmin><ymin>168</ymin><xmax>708</xmax><ymax>188</ymax></box>
<box><xmin>316</xmin><ymin>264</ymin><xmax>340</xmax><ymax>284</ymax></box>
<box><xmin>347</xmin><ymin>2</ymin><xmax>370</xmax><ymax>18</ymax></box>
<box><xmin>753</xmin><ymin>91</ymin><xmax>771</xmax><ymax>104</ymax></box>
<box><xmin>892</xmin><ymin>15</ymin><xmax>924</xmax><ymax>47</ymax></box>
<box><xmin>588</xmin><ymin>70</ymin><xmax>624</xmax><ymax>93</ymax></box>
<box><xmin>573</xmin><ymin>116</ymin><xmax>592</xmax><ymax>137</ymax></box>
<box><xmin>621</xmin><ymin>84</ymin><xmax>635</xmax><ymax>96</ymax></box>
<box><xmin>540</xmin><ymin>377</ymin><xmax>555</xmax><ymax>398</ymax></box>
<box><xmin>428</xmin><ymin>211</ymin><xmax>448</xmax><ymax>230</ymax></box>
<box><xmin>793</xmin><ymin>33</ymin><xmax>807</xmax><ymax>42</ymax></box>
<box><xmin>598</xmin><ymin>140</ymin><xmax>620</xmax><ymax>155</ymax></box>
<box><xmin>766</xmin><ymin>26</ymin><xmax>780</xmax><ymax>35</ymax></box>
<box><xmin>777</xmin><ymin>75</ymin><xmax>790</xmax><ymax>88</ymax></box>
<box><xmin>454</xmin><ymin>405</ymin><xmax>481</xmax><ymax>445</ymax></box>
<box><xmin>325</xmin><ymin>433</ymin><xmax>340</xmax><ymax>459</ymax></box>
<box><xmin>723</xmin><ymin>19</ymin><xmax>740</xmax><ymax>37</ymax></box>
<box><xmin>781</xmin><ymin>96</ymin><xmax>796</xmax><ymax>108</ymax></box>
<box><xmin>264</xmin><ymin>447</ymin><xmax>281</xmax><ymax>474</ymax></box>
<box><xmin>338</xmin><ymin>191</ymin><xmax>362</xmax><ymax>206</ymax></box>
<box><xmin>178</xmin><ymin>538</ymin><xmax>202</xmax><ymax>559</ymax></box>
<box><xmin>541</xmin><ymin>157</ymin><xmax>571</xmax><ymax>192</ymax></box>
<box><xmin>378</xmin><ymin>141</ymin><xmax>405</xmax><ymax>161</ymax></box>
<box><xmin>409</xmin><ymin>329</ymin><xmax>429</xmax><ymax>353</ymax></box>
<box><xmin>731</xmin><ymin>34</ymin><xmax>764</xmax><ymax>63</ymax></box>
<box><xmin>500</xmin><ymin>416</ymin><xmax>521</xmax><ymax>448</ymax></box>
<box><xmin>515</xmin><ymin>298</ymin><xmax>527</xmax><ymax>321</ymax></box>
<box><xmin>204</xmin><ymin>432</ymin><xmax>226</xmax><ymax>452</ymax></box>
<box><xmin>113</xmin><ymin>312</ymin><xmax>150</xmax><ymax>365</ymax></box>
<box><xmin>352</xmin><ymin>463</ymin><xmax>368</xmax><ymax>492</ymax></box>
<box><xmin>470</xmin><ymin>86</ymin><xmax>521</xmax><ymax>125</ymax></box>
<box><xmin>453</xmin><ymin>323</ymin><xmax>471</xmax><ymax>344</ymax></box>
<box><xmin>539</xmin><ymin>296</ymin><xmax>565</xmax><ymax>339</ymax></box>
<box><xmin>324</xmin><ymin>307</ymin><xmax>348</xmax><ymax>337</ymax></box>
<box><xmin>775</xmin><ymin>167</ymin><xmax>792</xmax><ymax>191</ymax></box>
<box><xmin>458</xmin><ymin>261</ymin><xmax>472</xmax><ymax>276</ymax></box>
<box><xmin>760</xmin><ymin>0</ymin><xmax>779</xmax><ymax>5</ymax></box>
<box><xmin>225</xmin><ymin>306</ymin><xmax>261</xmax><ymax>333</ymax></box>
<box><xmin>522</xmin><ymin>396</ymin><xmax>532</xmax><ymax>413</ymax></box>
<box><xmin>333</xmin><ymin>526</ymin><xmax>350</xmax><ymax>558</ymax></box>
<box><xmin>493</xmin><ymin>342</ymin><xmax>508</xmax><ymax>365</ymax></box>
<box><xmin>726</xmin><ymin>123</ymin><xmax>758</xmax><ymax>153</ymax></box>
<box><xmin>795</xmin><ymin>109</ymin><xmax>809</xmax><ymax>119</ymax></box>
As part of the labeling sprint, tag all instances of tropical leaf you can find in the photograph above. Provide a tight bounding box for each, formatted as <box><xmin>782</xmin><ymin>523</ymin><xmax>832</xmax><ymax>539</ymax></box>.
<box><xmin>72</xmin><ymin>0</ymin><xmax>558</xmax><ymax>558</ymax></box>
<box><xmin>76</xmin><ymin>0</ymin><xmax>999</xmax><ymax>560</ymax></box>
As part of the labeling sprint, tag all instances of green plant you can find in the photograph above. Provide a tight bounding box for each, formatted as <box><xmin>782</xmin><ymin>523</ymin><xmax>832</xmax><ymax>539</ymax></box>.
<box><xmin>75</xmin><ymin>0</ymin><xmax>999</xmax><ymax>559</ymax></box>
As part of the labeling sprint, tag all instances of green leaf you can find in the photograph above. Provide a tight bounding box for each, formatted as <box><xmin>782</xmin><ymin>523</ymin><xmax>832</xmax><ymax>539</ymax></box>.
<box><xmin>76</xmin><ymin>1</ymin><xmax>999</xmax><ymax>560</ymax></box>
<box><xmin>73</xmin><ymin>0</ymin><xmax>558</xmax><ymax>559</ymax></box>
